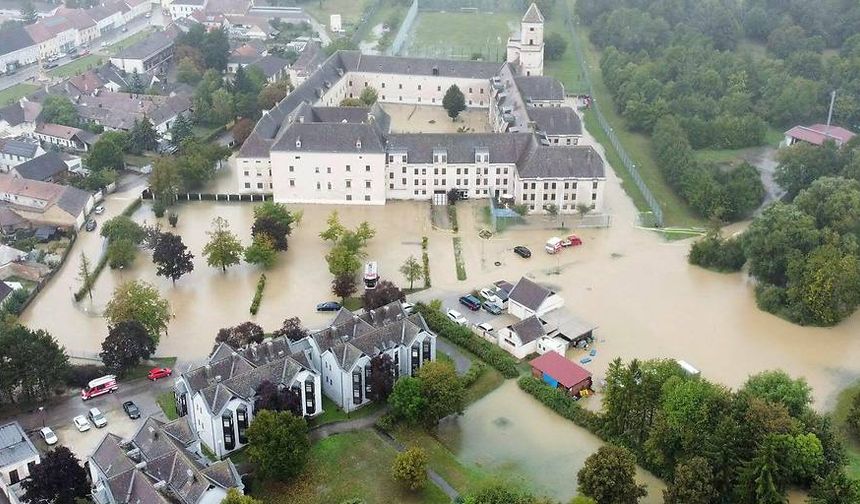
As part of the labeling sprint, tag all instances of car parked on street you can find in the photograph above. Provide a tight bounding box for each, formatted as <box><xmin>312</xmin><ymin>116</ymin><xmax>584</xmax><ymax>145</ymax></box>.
<box><xmin>446</xmin><ymin>309</ymin><xmax>468</xmax><ymax>326</ymax></box>
<box><xmin>514</xmin><ymin>246</ymin><xmax>531</xmax><ymax>258</ymax></box>
<box><xmin>148</xmin><ymin>367</ymin><xmax>172</xmax><ymax>381</ymax></box>
<box><xmin>123</xmin><ymin>401</ymin><xmax>141</xmax><ymax>419</ymax></box>
<box><xmin>479</xmin><ymin>287</ymin><xmax>501</xmax><ymax>305</ymax></box>
<box><xmin>476</xmin><ymin>322</ymin><xmax>494</xmax><ymax>334</ymax></box>
<box><xmin>459</xmin><ymin>295</ymin><xmax>481</xmax><ymax>311</ymax></box>
<box><xmin>561</xmin><ymin>234</ymin><xmax>583</xmax><ymax>247</ymax></box>
<box><xmin>73</xmin><ymin>415</ymin><xmax>91</xmax><ymax>432</ymax></box>
<box><xmin>94</xmin><ymin>205</ymin><xmax>105</xmax><ymax>214</ymax></box>
<box><xmin>316</xmin><ymin>301</ymin><xmax>341</xmax><ymax>312</ymax></box>
<box><xmin>39</xmin><ymin>427</ymin><xmax>58</xmax><ymax>445</ymax></box>
<box><xmin>88</xmin><ymin>407</ymin><xmax>107</xmax><ymax>428</ymax></box>
<box><xmin>482</xmin><ymin>301</ymin><xmax>503</xmax><ymax>315</ymax></box>
<box><xmin>85</xmin><ymin>219</ymin><xmax>97</xmax><ymax>231</ymax></box>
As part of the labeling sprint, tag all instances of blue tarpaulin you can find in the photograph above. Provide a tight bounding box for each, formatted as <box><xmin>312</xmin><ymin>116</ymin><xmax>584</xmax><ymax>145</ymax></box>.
<box><xmin>542</xmin><ymin>374</ymin><xmax>558</xmax><ymax>387</ymax></box>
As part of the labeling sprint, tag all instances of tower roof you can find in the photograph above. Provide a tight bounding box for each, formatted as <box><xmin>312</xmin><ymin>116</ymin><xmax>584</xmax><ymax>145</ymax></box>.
<box><xmin>523</xmin><ymin>3</ymin><xmax>544</xmax><ymax>23</ymax></box>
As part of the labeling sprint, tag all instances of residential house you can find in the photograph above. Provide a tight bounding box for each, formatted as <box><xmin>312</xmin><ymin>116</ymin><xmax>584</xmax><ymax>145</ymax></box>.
<box><xmin>11</xmin><ymin>151</ymin><xmax>72</xmax><ymax>182</ymax></box>
<box><xmin>205</xmin><ymin>0</ymin><xmax>251</xmax><ymax>16</ymax></box>
<box><xmin>189</xmin><ymin>10</ymin><xmax>226</xmax><ymax>30</ymax></box>
<box><xmin>68</xmin><ymin>65</ymin><xmax>129</xmax><ymax>94</ymax></box>
<box><xmin>88</xmin><ymin>416</ymin><xmax>244</xmax><ymax>504</ymax></box>
<box><xmin>0</xmin><ymin>26</ymin><xmax>38</xmax><ymax>73</ymax></box>
<box><xmin>123</xmin><ymin>0</ymin><xmax>152</xmax><ymax>21</ymax></box>
<box><xmin>0</xmin><ymin>174</ymin><xmax>94</xmax><ymax>228</ymax></box>
<box><xmin>57</xmin><ymin>7</ymin><xmax>100</xmax><ymax>46</ymax></box>
<box><xmin>0</xmin><ymin>139</ymin><xmax>45</xmax><ymax>173</ymax></box>
<box><xmin>25</xmin><ymin>14</ymin><xmax>79</xmax><ymax>58</ymax></box>
<box><xmin>86</xmin><ymin>2</ymin><xmax>128</xmax><ymax>35</ymax></box>
<box><xmin>0</xmin><ymin>421</ymin><xmax>40</xmax><ymax>504</ymax></box>
<box><xmin>226</xmin><ymin>41</ymin><xmax>266</xmax><ymax>74</ymax></box>
<box><xmin>34</xmin><ymin>123</ymin><xmax>98</xmax><ymax>151</ymax></box>
<box><xmin>0</xmin><ymin>101</ymin><xmax>42</xmax><ymax>138</ymax></box>
<box><xmin>224</xmin><ymin>15</ymin><xmax>275</xmax><ymax>40</ymax></box>
<box><xmin>506</xmin><ymin>276</ymin><xmax>564</xmax><ymax>320</ymax></box>
<box><xmin>496</xmin><ymin>315</ymin><xmax>548</xmax><ymax>359</ymax></box>
<box><xmin>109</xmin><ymin>28</ymin><xmax>177</xmax><ymax>74</ymax></box>
<box><xmin>250</xmin><ymin>54</ymin><xmax>289</xmax><ymax>83</ymax></box>
<box><xmin>0</xmin><ymin>208</ymin><xmax>30</xmax><ymax>236</ymax></box>
<box><xmin>529</xmin><ymin>350</ymin><xmax>592</xmax><ymax>397</ymax></box>
<box><xmin>287</xmin><ymin>39</ymin><xmax>322</xmax><ymax>86</ymax></box>
<box><xmin>784</xmin><ymin>123</ymin><xmax>856</xmax><ymax>148</ymax></box>
<box><xmin>73</xmin><ymin>91</ymin><xmax>192</xmax><ymax>134</ymax></box>
<box><xmin>170</xmin><ymin>0</ymin><xmax>207</xmax><ymax>20</ymax></box>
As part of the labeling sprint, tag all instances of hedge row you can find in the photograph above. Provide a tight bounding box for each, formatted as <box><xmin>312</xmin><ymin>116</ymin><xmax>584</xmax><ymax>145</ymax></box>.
<box><xmin>249</xmin><ymin>273</ymin><xmax>266</xmax><ymax>315</ymax></box>
<box><xmin>460</xmin><ymin>361</ymin><xmax>486</xmax><ymax>388</ymax></box>
<box><xmin>416</xmin><ymin>303</ymin><xmax>519</xmax><ymax>378</ymax></box>
<box><xmin>517</xmin><ymin>376</ymin><xmax>603</xmax><ymax>434</ymax></box>
<box><xmin>421</xmin><ymin>236</ymin><xmax>431</xmax><ymax>288</ymax></box>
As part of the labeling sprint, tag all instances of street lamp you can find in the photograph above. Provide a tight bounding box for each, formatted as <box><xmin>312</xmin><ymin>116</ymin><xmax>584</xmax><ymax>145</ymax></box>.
<box><xmin>38</xmin><ymin>406</ymin><xmax>45</xmax><ymax>427</ymax></box>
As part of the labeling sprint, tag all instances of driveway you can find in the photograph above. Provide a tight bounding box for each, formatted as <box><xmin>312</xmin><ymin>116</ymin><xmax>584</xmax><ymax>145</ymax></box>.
<box><xmin>17</xmin><ymin>374</ymin><xmax>175</xmax><ymax>460</ymax></box>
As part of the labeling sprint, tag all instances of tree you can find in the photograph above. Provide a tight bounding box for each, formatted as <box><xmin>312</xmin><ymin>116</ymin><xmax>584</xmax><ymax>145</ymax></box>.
<box><xmin>332</xmin><ymin>273</ymin><xmax>357</xmax><ymax>300</ymax></box>
<box><xmin>101</xmin><ymin>215</ymin><xmax>145</xmax><ymax>244</ymax></box>
<box><xmin>252</xmin><ymin>202</ymin><xmax>297</xmax><ymax>251</ymax></box>
<box><xmin>210</xmin><ymin>88</ymin><xmax>235</xmax><ymax>125</ymax></box>
<box><xmin>126</xmin><ymin>70</ymin><xmax>146</xmax><ymax>94</ymax></box>
<box><xmin>153</xmin><ymin>232</ymin><xmax>194</xmax><ymax>284</ymax></box>
<box><xmin>360</xmin><ymin>86</ymin><xmax>378</xmax><ymax>105</ymax></box>
<box><xmin>169</xmin><ymin>114</ymin><xmax>195</xmax><ymax>148</ymax></box>
<box><xmin>40</xmin><ymin>95</ymin><xmax>79</xmax><ymax>126</ymax></box>
<box><xmin>104</xmin><ymin>280</ymin><xmax>171</xmax><ymax>344</ymax></box>
<box><xmin>254</xmin><ymin>380</ymin><xmax>302</xmax><ymax>416</ymax></box>
<box><xmin>259</xmin><ymin>81</ymin><xmax>289</xmax><ymax>110</ymax></box>
<box><xmin>324</xmin><ymin>37</ymin><xmax>358</xmax><ymax>56</ymax></box>
<box><xmin>442</xmin><ymin>85</ymin><xmax>466</xmax><ymax>120</ymax></box>
<box><xmin>847</xmin><ymin>391</ymin><xmax>860</xmax><ymax>438</ymax></box>
<box><xmin>399</xmin><ymin>255</ymin><xmax>423</xmax><ymax>290</ymax></box>
<box><xmin>20</xmin><ymin>447</ymin><xmax>88</xmax><ymax>504</ymax></box>
<box><xmin>100</xmin><ymin>320</ymin><xmax>155</xmax><ymax>375</ymax></box>
<box><xmin>128</xmin><ymin>117</ymin><xmax>159</xmax><ymax>154</ymax></box>
<box><xmin>544</xmin><ymin>32</ymin><xmax>568</xmax><ymax>60</ymax></box>
<box><xmin>87</xmin><ymin>132</ymin><xmax>128</xmax><ymax>172</ymax></box>
<box><xmin>246</xmin><ymin>409</ymin><xmax>310</xmax><ymax>482</ymax></box>
<box><xmin>176</xmin><ymin>57</ymin><xmax>203</xmax><ymax>84</ymax></box>
<box><xmin>810</xmin><ymin>470</ymin><xmax>860</xmax><ymax>504</ymax></box>
<box><xmin>743</xmin><ymin>203</ymin><xmax>821</xmax><ymax>287</ymax></box>
<box><xmin>107</xmin><ymin>238</ymin><xmax>137</xmax><ymax>269</ymax></box>
<box><xmin>368</xmin><ymin>354</ymin><xmax>395</xmax><ymax>402</ymax></box>
<box><xmin>362</xmin><ymin>280</ymin><xmax>404</xmax><ymax>310</ymax></box>
<box><xmin>340</xmin><ymin>97</ymin><xmax>364</xmax><ymax>107</ymax></box>
<box><xmin>233</xmin><ymin>117</ymin><xmax>254</xmax><ymax>145</ymax></box>
<box><xmin>663</xmin><ymin>456</ymin><xmax>717</xmax><ymax>504</ymax></box>
<box><xmin>20</xmin><ymin>0</ymin><xmax>37</xmax><ymax>24</ymax></box>
<box><xmin>461</xmin><ymin>483</ymin><xmax>537</xmax><ymax>504</ymax></box>
<box><xmin>203</xmin><ymin>217</ymin><xmax>244</xmax><ymax>272</ymax></box>
<box><xmin>245</xmin><ymin>234</ymin><xmax>277</xmax><ymax>268</ymax></box>
<box><xmin>793</xmin><ymin>177</ymin><xmax>860</xmax><ymax>236</ymax></box>
<box><xmin>216</xmin><ymin>321</ymin><xmax>264</xmax><ymax>348</ymax></box>
<box><xmin>0</xmin><ymin>324</ymin><xmax>69</xmax><ymax>404</ymax></box>
<box><xmin>417</xmin><ymin>361</ymin><xmax>464</xmax><ymax>427</ymax></box>
<box><xmin>272</xmin><ymin>317</ymin><xmax>308</xmax><ymax>342</ymax></box>
<box><xmin>577</xmin><ymin>444</ymin><xmax>647</xmax><ymax>504</ymax></box>
<box><xmin>201</xmin><ymin>27</ymin><xmax>230</xmax><ymax>71</ymax></box>
<box><xmin>77</xmin><ymin>253</ymin><xmax>94</xmax><ymax>302</ymax></box>
<box><xmin>391</xmin><ymin>446</ymin><xmax>428</xmax><ymax>490</ymax></box>
<box><xmin>221</xmin><ymin>488</ymin><xmax>263</xmax><ymax>504</ymax></box>
<box><xmin>150</xmin><ymin>156</ymin><xmax>182</xmax><ymax>205</ymax></box>
<box><xmin>785</xmin><ymin>242</ymin><xmax>860</xmax><ymax>326</ymax></box>
<box><xmin>389</xmin><ymin>376</ymin><xmax>426</xmax><ymax>423</ymax></box>
<box><xmin>741</xmin><ymin>370</ymin><xmax>812</xmax><ymax>418</ymax></box>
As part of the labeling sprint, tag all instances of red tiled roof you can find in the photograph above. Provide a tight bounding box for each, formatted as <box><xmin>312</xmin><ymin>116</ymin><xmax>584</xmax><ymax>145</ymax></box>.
<box><xmin>529</xmin><ymin>351</ymin><xmax>591</xmax><ymax>388</ymax></box>
<box><xmin>785</xmin><ymin>124</ymin><xmax>856</xmax><ymax>146</ymax></box>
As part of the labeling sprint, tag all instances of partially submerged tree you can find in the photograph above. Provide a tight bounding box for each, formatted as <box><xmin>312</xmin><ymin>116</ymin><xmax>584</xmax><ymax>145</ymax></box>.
<box><xmin>362</xmin><ymin>280</ymin><xmax>404</xmax><ymax>310</ymax></box>
<box><xmin>153</xmin><ymin>232</ymin><xmax>194</xmax><ymax>284</ymax></box>
<box><xmin>203</xmin><ymin>217</ymin><xmax>244</xmax><ymax>272</ymax></box>
<box><xmin>104</xmin><ymin>280</ymin><xmax>171</xmax><ymax>344</ymax></box>
<box><xmin>332</xmin><ymin>273</ymin><xmax>357</xmax><ymax>301</ymax></box>
<box><xmin>100</xmin><ymin>320</ymin><xmax>155</xmax><ymax>375</ymax></box>
<box><xmin>399</xmin><ymin>255</ymin><xmax>423</xmax><ymax>290</ymax></box>
<box><xmin>272</xmin><ymin>317</ymin><xmax>309</xmax><ymax>342</ymax></box>
<box><xmin>216</xmin><ymin>321</ymin><xmax>264</xmax><ymax>348</ymax></box>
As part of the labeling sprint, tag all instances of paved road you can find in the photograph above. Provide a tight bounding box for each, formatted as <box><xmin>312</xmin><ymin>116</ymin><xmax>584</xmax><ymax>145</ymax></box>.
<box><xmin>309</xmin><ymin>407</ymin><xmax>388</xmax><ymax>441</ymax></box>
<box><xmin>436</xmin><ymin>338</ymin><xmax>472</xmax><ymax>375</ymax></box>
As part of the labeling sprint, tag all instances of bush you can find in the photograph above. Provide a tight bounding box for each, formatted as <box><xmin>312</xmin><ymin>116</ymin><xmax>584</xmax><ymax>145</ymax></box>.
<box><xmin>755</xmin><ymin>283</ymin><xmax>788</xmax><ymax>316</ymax></box>
<box><xmin>250</xmin><ymin>273</ymin><xmax>267</xmax><ymax>315</ymax></box>
<box><xmin>461</xmin><ymin>361</ymin><xmax>486</xmax><ymax>388</ymax></box>
<box><xmin>415</xmin><ymin>303</ymin><xmax>519</xmax><ymax>378</ymax></box>
<box><xmin>2</xmin><ymin>288</ymin><xmax>31</xmax><ymax>316</ymax></box>
<box><xmin>376</xmin><ymin>413</ymin><xmax>396</xmax><ymax>432</ymax></box>
<box><xmin>66</xmin><ymin>364</ymin><xmax>109</xmax><ymax>388</ymax></box>
<box><xmin>391</xmin><ymin>446</ymin><xmax>428</xmax><ymax>490</ymax></box>
<box><xmin>421</xmin><ymin>236</ymin><xmax>431</xmax><ymax>288</ymax></box>
<box><xmin>517</xmin><ymin>376</ymin><xmax>603</xmax><ymax>433</ymax></box>
<box><xmin>688</xmin><ymin>232</ymin><xmax>746</xmax><ymax>272</ymax></box>
<box><xmin>847</xmin><ymin>390</ymin><xmax>860</xmax><ymax>439</ymax></box>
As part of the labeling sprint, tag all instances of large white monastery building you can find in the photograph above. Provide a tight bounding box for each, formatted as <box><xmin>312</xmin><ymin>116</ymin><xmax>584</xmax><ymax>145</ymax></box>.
<box><xmin>237</xmin><ymin>4</ymin><xmax>605</xmax><ymax>215</ymax></box>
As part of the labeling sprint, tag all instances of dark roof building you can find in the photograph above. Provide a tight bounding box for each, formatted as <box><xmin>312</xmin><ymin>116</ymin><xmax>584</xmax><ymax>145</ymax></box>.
<box><xmin>515</xmin><ymin>76</ymin><xmax>564</xmax><ymax>102</ymax></box>
<box><xmin>528</xmin><ymin>106</ymin><xmax>582</xmax><ymax>136</ymax></box>
<box><xmin>12</xmin><ymin>152</ymin><xmax>69</xmax><ymax>182</ymax></box>
<box><xmin>509</xmin><ymin>276</ymin><xmax>552</xmax><ymax>311</ymax></box>
<box><xmin>0</xmin><ymin>27</ymin><xmax>37</xmax><ymax>59</ymax></box>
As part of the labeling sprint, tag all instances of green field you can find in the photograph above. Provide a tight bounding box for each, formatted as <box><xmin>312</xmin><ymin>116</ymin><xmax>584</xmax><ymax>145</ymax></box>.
<box><xmin>251</xmin><ymin>430</ymin><xmax>450</xmax><ymax>504</ymax></box>
<box><xmin>305</xmin><ymin>0</ymin><xmax>373</xmax><ymax>33</ymax></box>
<box><xmin>542</xmin><ymin>1</ymin><xmax>584</xmax><ymax>92</ymax></box>
<box><xmin>403</xmin><ymin>11</ymin><xmax>519</xmax><ymax>60</ymax></box>
<box><xmin>49</xmin><ymin>55</ymin><xmax>104</xmax><ymax>78</ymax></box>
<box><xmin>0</xmin><ymin>83</ymin><xmax>38</xmax><ymax>106</ymax></box>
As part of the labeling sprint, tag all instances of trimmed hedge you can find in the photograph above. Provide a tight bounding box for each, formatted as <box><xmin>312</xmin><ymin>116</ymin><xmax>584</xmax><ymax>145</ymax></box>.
<box><xmin>416</xmin><ymin>303</ymin><xmax>519</xmax><ymax>378</ymax></box>
<box><xmin>461</xmin><ymin>361</ymin><xmax>486</xmax><ymax>388</ymax></box>
<box><xmin>517</xmin><ymin>376</ymin><xmax>603</xmax><ymax>433</ymax></box>
<box><xmin>249</xmin><ymin>273</ymin><xmax>266</xmax><ymax>315</ymax></box>
<box><xmin>421</xmin><ymin>236</ymin><xmax>431</xmax><ymax>288</ymax></box>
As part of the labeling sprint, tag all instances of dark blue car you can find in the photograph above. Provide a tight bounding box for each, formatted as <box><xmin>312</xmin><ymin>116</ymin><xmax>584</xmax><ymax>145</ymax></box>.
<box><xmin>459</xmin><ymin>295</ymin><xmax>482</xmax><ymax>311</ymax></box>
<box><xmin>316</xmin><ymin>301</ymin><xmax>342</xmax><ymax>312</ymax></box>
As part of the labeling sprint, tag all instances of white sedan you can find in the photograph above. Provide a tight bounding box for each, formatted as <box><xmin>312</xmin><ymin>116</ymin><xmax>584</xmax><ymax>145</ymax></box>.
<box><xmin>73</xmin><ymin>415</ymin><xmax>91</xmax><ymax>432</ymax></box>
<box><xmin>446</xmin><ymin>309</ymin><xmax>468</xmax><ymax>326</ymax></box>
<box><xmin>39</xmin><ymin>427</ymin><xmax>58</xmax><ymax>445</ymax></box>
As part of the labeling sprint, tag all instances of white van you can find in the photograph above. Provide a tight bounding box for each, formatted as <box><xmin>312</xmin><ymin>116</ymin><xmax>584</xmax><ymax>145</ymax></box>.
<box><xmin>676</xmin><ymin>359</ymin><xmax>700</xmax><ymax>376</ymax></box>
<box><xmin>545</xmin><ymin>237</ymin><xmax>563</xmax><ymax>254</ymax></box>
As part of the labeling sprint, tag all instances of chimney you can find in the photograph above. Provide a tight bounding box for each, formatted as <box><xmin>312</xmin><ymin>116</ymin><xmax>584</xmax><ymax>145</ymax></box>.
<box><xmin>215</xmin><ymin>375</ymin><xmax>222</xmax><ymax>383</ymax></box>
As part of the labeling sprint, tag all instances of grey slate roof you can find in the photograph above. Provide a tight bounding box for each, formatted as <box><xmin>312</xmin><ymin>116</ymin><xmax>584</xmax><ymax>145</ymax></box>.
<box><xmin>0</xmin><ymin>103</ymin><xmax>25</xmax><ymax>127</ymax></box>
<box><xmin>13</xmin><ymin>152</ymin><xmax>68</xmax><ymax>181</ymax></box>
<box><xmin>114</xmin><ymin>29</ymin><xmax>175</xmax><ymax>61</ymax></box>
<box><xmin>510</xmin><ymin>315</ymin><xmax>545</xmax><ymax>344</ymax></box>
<box><xmin>519</xmin><ymin>145</ymin><xmax>604</xmax><ymax>179</ymax></box>
<box><xmin>56</xmin><ymin>185</ymin><xmax>91</xmax><ymax>216</ymax></box>
<box><xmin>0</xmin><ymin>282</ymin><xmax>12</xmax><ymax>304</ymax></box>
<box><xmin>515</xmin><ymin>76</ymin><xmax>564</xmax><ymax>101</ymax></box>
<box><xmin>354</xmin><ymin>53</ymin><xmax>502</xmax><ymax>79</ymax></box>
<box><xmin>91</xmin><ymin>433</ymin><xmax>135</xmax><ymax>478</ymax></box>
<box><xmin>386</xmin><ymin>132</ymin><xmax>535</xmax><ymax>164</ymax></box>
<box><xmin>0</xmin><ymin>422</ymin><xmax>36</xmax><ymax>468</ymax></box>
<box><xmin>509</xmin><ymin>276</ymin><xmax>551</xmax><ymax>311</ymax></box>
<box><xmin>272</xmin><ymin>122</ymin><xmax>385</xmax><ymax>153</ymax></box>
<box><xmin>1</xmin><ymin>139</ymin><xmax>39</xmax><ymax>158</ymax></box>
<box><xmin>522</xmin><ymin>3</ymin><xmax>544</xmax><ymax>23</ymax></box>
<box><xmin>0</xmin><ymin>26</ymin><xmax>36</xmax><ymax>57</ymax></box>
<box><xmin>528</xmin><ymin>106</ymin><xmax>582</xmax><ymax>135</ymax></box>
<box><xmin>251</xmin><ymin>54</ymin><xmax>289</xmax><ymax>78</ymax></box>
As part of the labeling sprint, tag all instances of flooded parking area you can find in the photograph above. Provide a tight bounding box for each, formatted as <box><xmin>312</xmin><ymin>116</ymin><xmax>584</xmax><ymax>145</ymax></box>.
<box><xmin>437</xmin><ymin>380</ymin><xmax>666</xmax><ymax>502</ymax></box>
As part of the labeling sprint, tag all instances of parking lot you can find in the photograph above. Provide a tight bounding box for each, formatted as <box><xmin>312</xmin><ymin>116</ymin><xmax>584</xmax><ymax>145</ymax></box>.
<box><xmin>19</xmin><ymin>375</ymin><xmax>174</xmax><ymax>460</ymax></box>
<box><xmin>436</xmin><ymin>283</ymin><xmax>518</xmax><ymax>338</ymax></box>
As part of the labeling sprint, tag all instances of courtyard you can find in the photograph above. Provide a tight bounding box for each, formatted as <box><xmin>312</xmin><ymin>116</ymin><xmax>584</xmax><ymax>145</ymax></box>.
<box><xmin>381</xmin><ymin>103</ymin><xmax>493</xmax><ymax>133</ymax></box>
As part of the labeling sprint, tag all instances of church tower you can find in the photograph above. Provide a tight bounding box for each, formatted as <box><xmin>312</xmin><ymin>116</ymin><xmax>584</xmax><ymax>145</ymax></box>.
<box><xmin>506</xmin><ymin>3</ymin><xmax>545</xmax><ymax>76</ymax></box>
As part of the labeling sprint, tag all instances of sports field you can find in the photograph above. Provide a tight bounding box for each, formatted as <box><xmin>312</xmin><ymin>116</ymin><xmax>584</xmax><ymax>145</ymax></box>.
<box><xmin>401</xmin><ymin>11</ymin><xmax>519</xmax><ymax>60</ymax></box>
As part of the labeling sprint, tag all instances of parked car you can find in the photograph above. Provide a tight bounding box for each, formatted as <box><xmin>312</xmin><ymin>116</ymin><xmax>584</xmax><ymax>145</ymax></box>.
<box><xmin>43</xmin><ymin>62</ymin><xmax>57</xmax><ymax>69</ymax></box>
<box><xmin>316</xmin><ymin>301</ymin><xmax>341</xmax><ymax>312</ymax></box>
<box><xmin>458</xmin><ymin>295</ymin><xmax>481</xmax><ymax>311</ymax></box>
<box><xmin>88</xmin><ymin>407</ymin><xmax>107</xmax><ymax>428</ymax></box>
<box><xmin>39</xmin><ymin>427</ymin><xmax>58</xmax><ymax>445</ymax></box>
<box><xmin>94</xmin><ymin>205</ymin><xmax>105</xmax><ymax>214</ymax></box>
<box><xmin>545</xmin><ymin>237</ymin><xmax>563</xmax><ymax>254</ymax></box>
<box><xmin>446</xmin><ymin>309</ymin><xmax>467</xmax><ymax>326</ymax></box>
<box><xmin>401</xmin><ymin>302</ymin><xmax>415</xmax><ymax>314</ymax></box>
<box><xmin>147</xmin><ymin>367</ymin><xmax>172</xmax><ymax>381</ymax></box>
<box><xmin>122</xmin><ymin>401</ymin><xmax>140</xmax><ymax>419</ymax></box>
<box><xmin>561</xmin><ymin>234</ymin><xmax>583</xmax><ymax>247</ymax></box>
<box><xmin>482</xmin><ymin>301</ymin><xmax>502</xmax><ymax>315</ymax></box>
<box><xmin>514</xmin><ymin>246</ymin><xmax>531</xmax><ymax>258</ymax></box>
<box><xmin>85</xmin><ymin>219</ymin><xmax>97</xmax><ymax>231</ymax></box>
<box><xmin>479</xmin><ymin>287</ymin><xmax>501</xmax><ymax>305</ymax></box>
<box><xmin>73</xmin><ymin>415</ymin><xmax>91</xmax><ymax>432</ymax></box>
<box><xmin>145</xmin><ymin>12</ymin><xmax>151</xmax><ymax>17</ymax></box>
<box><xmin>476</xmin><ymin>322</ymin><xmax>494</xmax><ymax>333</ymax></box>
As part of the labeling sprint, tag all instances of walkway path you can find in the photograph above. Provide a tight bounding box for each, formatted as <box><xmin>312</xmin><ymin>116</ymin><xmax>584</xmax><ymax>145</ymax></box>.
<box><xmin>374</xmin><ymin>427</ymin><xmax>460</xmax><ymax>501</ymax></box>
<box><xmin>437</xmin><ymin>337</ymin><xmax>472</xmax><ymax>375</ymax></box>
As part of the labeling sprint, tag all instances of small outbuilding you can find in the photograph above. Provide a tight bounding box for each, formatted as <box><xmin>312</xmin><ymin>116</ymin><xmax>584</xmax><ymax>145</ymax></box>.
<box><xmin>529</xmin><ymin>350</ymin><xmax>592</xmax><ymax>397</ymax></box>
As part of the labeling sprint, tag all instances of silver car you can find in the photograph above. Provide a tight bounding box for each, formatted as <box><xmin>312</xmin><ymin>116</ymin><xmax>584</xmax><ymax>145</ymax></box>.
<box><xmin>39</xmin><ymin>427</ymin><xmax>58</xmax><ymax>445</ymax></box>
<box><xmin>73</xmin><ymin>415</ymin><xmax>91</xmax><ymax>432</ymax></box>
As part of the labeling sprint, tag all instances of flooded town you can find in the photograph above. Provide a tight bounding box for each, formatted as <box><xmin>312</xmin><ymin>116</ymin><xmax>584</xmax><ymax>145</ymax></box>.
<box><xmin>1</xmin><ymin>0</ymin><xmax>859</xmax><ymax>503</ymax></box>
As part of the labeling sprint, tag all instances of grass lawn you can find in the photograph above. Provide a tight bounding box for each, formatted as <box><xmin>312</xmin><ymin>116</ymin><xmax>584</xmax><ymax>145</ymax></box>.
<box><xmin>355</xmin><ymin>0</ymin><xmax>400</xmax><ymax>44</ymax></box>
<box><xmin>102</xmin><ymin>28</ymin><xmax>154</xmax><ymax>56</ymax></box>
<box><xmin>305</xmin><ymin>0</ymin><xmax>373</xmax><ymax>32</ymax></box>
<box><xmin>250</xmin><ymin>430</ymin><xmax>450</xmax><ymax>503</ymax></box>
<box><xmin>309</xmin><ymin>396</ymin><xmax>385</xmax><ymax>427</ymax></box>
<box><xmin>543</xmin><ymin>1</ymin><xmax>585</xmax><ymax>92</ymax></box>
<box><xmin>156</xmin><ymin>390</ymin><xmax>179</xmax><ymax>420</ymax></box>
<box><xmin>403</xmin><ymin>11</ymin><xmax>519</xmax><ymax>60</ymax></box>
<box><xmin>126</xmin><ymin>356</ymin><xmax>177</xmax><ymax>381</ymax></box>
<box><xmin>49</xmin><ymin>55</ymin><xmax>104</xmax><ymax>78</ymax></box>
<box><xmin>693</xmin><ymin>127</ymin><xmax>784</xmax><ymax>165</ymax></box>
<box><xmin>464</xmin><ymin>366</ymin><xmax>504</xmax><ymax>405</ymax></box>
<box><xmin>831</xmin><ymin>382</ymin><xmax>860</xmax><ymax>479</ymax></box>
<box><xmin>0</xmin><ymin>83</ymin><xmax>38</xmax><ymax>106</ymax></box>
